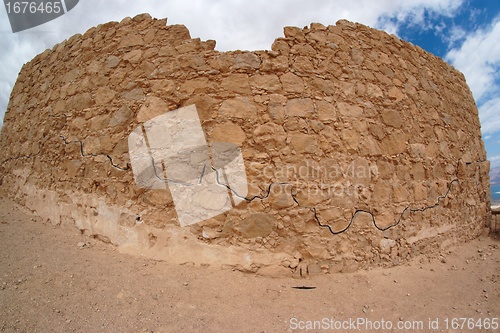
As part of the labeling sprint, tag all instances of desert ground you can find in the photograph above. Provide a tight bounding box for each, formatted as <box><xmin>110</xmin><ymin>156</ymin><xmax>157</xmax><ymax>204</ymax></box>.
<box><xmin>0</xmin><ymin>196</ymin><xmax>499</xmax><ymax>333</ymax></box>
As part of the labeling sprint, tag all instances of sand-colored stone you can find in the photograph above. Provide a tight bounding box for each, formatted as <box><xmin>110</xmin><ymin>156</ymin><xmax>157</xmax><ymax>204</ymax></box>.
<box><xmin>0</xmin><ymin>15</ymin><xmax>490</xmax><ymax>276</ymax></box>
<box><xmin>210</xmin><ymin>122</ymin><xmax>246</xmax><ymax>145</ymax></box>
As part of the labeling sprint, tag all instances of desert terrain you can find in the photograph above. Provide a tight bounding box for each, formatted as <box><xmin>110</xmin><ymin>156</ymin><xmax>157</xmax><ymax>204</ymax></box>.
<box><xmin>0</xmin><ymin>197</ymin><xmax>499</xmax><ymax>332</ymax></box>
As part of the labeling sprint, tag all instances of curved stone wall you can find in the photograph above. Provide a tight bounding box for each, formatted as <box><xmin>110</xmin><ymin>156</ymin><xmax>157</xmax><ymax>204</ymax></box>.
<box><xmin>0</xmin><ymin>14</ymin><xmax>491</xmax><ymax>275</ymax></box>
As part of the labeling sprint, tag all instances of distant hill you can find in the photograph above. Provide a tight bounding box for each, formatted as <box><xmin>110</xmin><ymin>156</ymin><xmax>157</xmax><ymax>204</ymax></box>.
<box><xmin>491</xmin><ymin>166</ymin><xmax>500</xmax><ymax>185</ymax></box>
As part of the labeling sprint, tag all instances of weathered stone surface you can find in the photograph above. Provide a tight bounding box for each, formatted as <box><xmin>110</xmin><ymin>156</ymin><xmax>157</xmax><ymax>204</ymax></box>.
<box><xmin>123</xmin><ymin>49</ymin><xmax>142</xmax><ymax>64</ymax></box>
<box><xmin>95</xmin><ymin>87</ymin><xmax>116</xmax><ymax>105</ymax></box>
<box><xmin>107</xmin><ymin>55</ymin><xmax>120</xmax><ymax>68</ymax></box>
<box><xmin>253</xmin><ymin>123</ymin><xmax>287</xmax><ymax>149</ymax></box>
<box><xmin>0</xmin><ymin>16</ymin><xmax>489</xmax><ymax>277</ymax></box>
<box><xmin>290</xmin><ymin>133</ymin><xmax>319</xmax><ymax>154</ymax></box>
<box><xmin>337</xmin><ymin>102</ymin><xmax>363</xmax><ymax>117</ymax></box>
<box><xmin>210</xmin><ymin>122</ymin><xmax>246</xmax><ymax>145</ymax></box>
<box><xmin>380</xmin><ymin>132</ymin><xmax>408</xmax><ymax>155</ymax></box>
<box><xmin>316</xmin><ymin>100</ymin><xmax>336</xmax><ymax>121</ymax></box>
<box><xmin>286</xmin><ymin>98</ymin><xmax>314</xmax><ymax>117</ymax></box>
<box><xmin>237</xmin><ymin>213</ymin><xmax>276</xmax><ymax>238</ymax></box>
<box><xmin>280</xmin><ymin>72</ymin><xmax>304</xmax><ymax>93</ymax></box>
<box><xmin>250</xmin><ymin>74</ymin><xmax>281</xmax><ymax>92</ymax></box>
<box><xmin>267</xmin><ymin>94</ymin><xmax>286</xmax><ymax>122</ymax></box>
<box><xmin>137</xmin><ymin>96</ymin><xmax>169</xmax><ymax>122</ymax></box>
<box><xmin>122</xmin><ymin>87</ymin><xmax>145</xmax><ymax>101</ymax></box>
<box><xmin>68</xmin><ymin>93</ymin><xmax>93</xmax><ymax>110</ymax></box>
<box><xmin>381</xmin><ymin>110</ymin><xmax>403</xmax><ymax>128</ymax></box>
<box><xmin>268</xmin><ymin>190</ymin><xmax>296</xmax><ymax>209</ymax></box>
<box><xmin>222</xmin><ymin>74</ymin><xmax>251</xmax><ymax>94</ymax></box>
<box><xmin>233</xmin><ymin>53</ymin><xmax>261</xmax><ymax>70</ymax></box>
<box><xmin>118</xmin><ymin>33</ymin><xmax>144</xmax><ymax>49</ymax></box>
<box><xmin>219</xmin><ymin>97</ymin><xmax>258</xmax><ymax>119</ymax></box>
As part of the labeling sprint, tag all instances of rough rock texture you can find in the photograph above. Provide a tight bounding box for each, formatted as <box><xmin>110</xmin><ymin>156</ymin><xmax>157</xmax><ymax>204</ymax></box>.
<box><xmin>0</xmin><ymin>14</ymin><xmax>491</xmax><ymax>275</ymax></box>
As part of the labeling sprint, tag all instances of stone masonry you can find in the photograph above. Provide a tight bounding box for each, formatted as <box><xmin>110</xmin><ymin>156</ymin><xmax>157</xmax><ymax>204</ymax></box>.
<box><xmin>0</xmin><ymin>14</ymin><xmax>491</xmax><ymax>276</ymax></box>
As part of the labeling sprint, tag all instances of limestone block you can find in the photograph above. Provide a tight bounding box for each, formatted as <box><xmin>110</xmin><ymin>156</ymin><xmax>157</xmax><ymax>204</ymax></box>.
<box><xmin>286</xmin><ymin>98</ymin><xmax>314</xmax><ymax>117</ymax></box>
<box><xmin>310</xmin><ymin>77</ymin><xmax>337</xmax><ymax>96</ymax></box>
<box><xmin>158</xmin><ymin>45</ymin><xmax>177</xmax><ymax>57</ymax></box>
<box><xmin>316</xmin><ymin>100</ymin><xmax>336</xmax><ymax>121</ymax></box>
<box><xmin>232</xmin><ymin>53</ymin><xmax>261</xmax><ymax>70</ymax></box>
<box><xmin>381</xmin><ymin>110</ymin><xmax>403</xmax><ymax>128</ymax></box>
<box><xmin>291</xmin><ymin>56</ymin><xmax>314</xmax><ymax>72</ymax></box>
<box><xmin>290</xmin><ymin>43</ymin><xmax>317</xmax><ymax>56</ymax></box>
<box><xmin>267</xmin><ymin>186</ymin><xmax>297</xmax><ymax>210</ymax></box>
<box><xmin>373</xmin><ymin>182</ymin><xmax>392</xmax><ymax>204</ymax></box>
<box><xmin>123</xmin><ymin>50</ymin><xmax>142</xmax><ymax>64</ymax></box>
<box><xmin>380</xmin><ymin>131</ymin><xmax>408</xmax><ymax>155</ymax></box>
<box><xmin>68</xmin><ymin>93</ymin><xmax>93</xmax><ymax>110</ymax></box>
<box><xmin>106</xmin><ymin>55</ymin><xmax>120</xmax><ymax>68</ymax></box>
<box><xmin>237</xmin><ymin>213</ymin><xmax>276</xmax><ymax>238</ymax></box>
<box><xmin>271</xmin><ymin>38</ymin><xmax>290</xmax><ymax>55</ymax></box>
<box><xmin>122</xmin><ymin>88</ymin><xmax>145</xmax><ymax>101</ymax></box>
<box><xmin>95</xmin><ymin>87</ymin><xmax>116</xmax><ymax>105</ymax></box>
<box><xmin>118</xmin><ymin>33</ymin><xmax>144</xmax><ymax>49</ymax></box>
<box><xmin>290</xmin><ymin>133</ymin><xmax>319</xmax><ymax>154</ymax></box>
<box><xmin>253</xmin><ymin>123</ymin><xmax>287</xmax><ymax>149</ymax></box>
<box><xmin>337</xmin><ymin>102</ymin><xmax>363</xmax><ymax>117</ymax></box>
<box><xmin>250</xmin><ymin>74</ymin><xmax>281</xmax><ymax>92</ymax></box>
<box><xmin>137</xmin><ymin>96</ymin><xmax>169</xmax><ymax>122</ymax></box>
<box><xmin>267</xmin><ymin>94</ymin><xmax>286</xmax><ymax>122</ymax></box>
<box><xmin>359</xmin><ymin>135</ymin><xmax>382</xmax><ymax>156</ymax></box>
<box><xmin>210</xmin><ymin>122</ymin><xmax>246</xmax><ymax>146</ymax></box>
<box><xmin>219</xmin><ymin>97</ymin><xmax>258</xmax><ymax>119</ymax></box>
<box><xmin>283</xmin><ymin>26</ymin><xmax>305</xmax><ymax>40</ymax></box>
<box><xmin>280</xmin><ymin>72</ymin><xmax>304</xmax><ymax>93</ymax></box>
<box><xmin>222</xmin><ymin>74</ymin><xmax>251</xmax><ymax>94</ymax></box>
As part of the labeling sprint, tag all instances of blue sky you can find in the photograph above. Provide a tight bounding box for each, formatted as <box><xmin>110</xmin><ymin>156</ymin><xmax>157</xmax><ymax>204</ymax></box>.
<box><xmin>0</xmin><ymin>0</ymin><xmax>499</xmax><ymax>168</ymax></box>
<box><xmin>393</xmin><ymin>0</ymin><xmax>500</xmax><ymax>168</ymax></box>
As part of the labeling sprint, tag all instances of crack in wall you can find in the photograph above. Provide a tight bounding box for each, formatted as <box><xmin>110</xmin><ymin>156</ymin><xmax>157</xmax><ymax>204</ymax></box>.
<box><xmin>150</xmin><ymin>156</ymin><xmax>210</xmax><ymax>186</ymax></box>
<box><xmin>51</xmin><ymin>114</ymin><xmax>130</xmax><ymax>171</ymax></box>
<box><xmin>312</xmin><ymin>179</ymin><xmax>459</xmax><ymax>234</ymax></box>
<box><xmin>0</xmin><ymin>134</ymin><xmax>130</xmax><ymax>172</ymax></box>
<box><xmin>1</xmin><ymin>129</ymin><xmax>485</xmax><ymax>236</ymax></box>
<box><xmin>208</xmin><ymin>159</ymin><xmax>475</xmax><ymax>235</ymax></box>
<box><xmin>58</xmin><ymin>135</ymin><xmax>130</xmax><ymax>171</ymax></box>
<box><xmin>0</xmin><ymin>147</ymin><xmax>41</xmax><ymax>167</ymax></box>
<box><xmin>2</xmin><ymin>114</ymin><xmax>128</xmax><ymax>172</ymax></box>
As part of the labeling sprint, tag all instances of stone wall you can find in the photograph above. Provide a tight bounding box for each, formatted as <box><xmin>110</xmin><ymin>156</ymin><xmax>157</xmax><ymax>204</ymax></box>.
<box><xmin>0</xmin><ymin>14</ymin><xmax>491</xmax><ymax>276</ymax></box>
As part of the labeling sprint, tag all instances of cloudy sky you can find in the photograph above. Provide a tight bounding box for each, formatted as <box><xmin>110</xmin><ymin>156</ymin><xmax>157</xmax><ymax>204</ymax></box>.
<box><xmin>1</xmin><ymin>0</ymin><xmax>499</xmax><ymax>167</ymax></box>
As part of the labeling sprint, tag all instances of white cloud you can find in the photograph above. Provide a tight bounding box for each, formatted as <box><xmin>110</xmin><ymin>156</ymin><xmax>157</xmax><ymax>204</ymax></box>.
<box><xmin>478</xmin><ymin>97</ymin><xmax>500</xmax><ymax>135</ymax></box>
<box><xmin>446</xmin><ymin>25</ymin><xmax>467</xmax><ymax>46</ymax></box>
<box><xmin>376</xmin><ymin>0</ymin><xmax>462</xmax><ymax>33</ymax></box>
<box><xmin>489</xmin><ymin>155</ymin><xmax>500</xmax><ymax>169</ymax></box>
<box><xmin>445</xmin><ymin>17</ymin><xmax>500</xmax><ymax>103</ymax></box>
<box><xmin>0</xmin><ymin>0</ymin><xmax>468</xmax><ymax>128</ymax></box>
<box><xmin>445</xmin><ymin>16</ymin><xmax>500</xmax><ymax>137</ymax></box>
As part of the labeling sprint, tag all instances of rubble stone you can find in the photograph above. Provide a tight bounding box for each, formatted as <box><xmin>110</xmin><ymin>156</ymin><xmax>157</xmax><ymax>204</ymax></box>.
<box><xmin>0</xmin><ymin>15</ymin><xmax>490</xmax><ymax>276</ymax></box>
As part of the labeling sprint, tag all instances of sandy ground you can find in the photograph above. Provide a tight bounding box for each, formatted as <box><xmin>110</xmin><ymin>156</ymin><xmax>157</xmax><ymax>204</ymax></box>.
<box><xmin>0</xmin><ymin>196</ymin><xmax>499</xmax><ymax>333</ymax></box>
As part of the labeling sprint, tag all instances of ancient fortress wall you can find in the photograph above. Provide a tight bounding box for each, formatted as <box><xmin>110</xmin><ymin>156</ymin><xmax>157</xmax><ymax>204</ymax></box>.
<box><xmin>0</xmin><ymin>14</ymin><xmax>491</xmax><ymax>275</ymax></box>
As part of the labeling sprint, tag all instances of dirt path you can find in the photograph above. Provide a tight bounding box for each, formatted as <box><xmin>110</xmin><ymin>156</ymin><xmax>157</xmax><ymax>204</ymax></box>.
<box><xmin>0</xmin><ymin>197</ymin><xmax>499</xmax><ymax>333</ymax></box>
